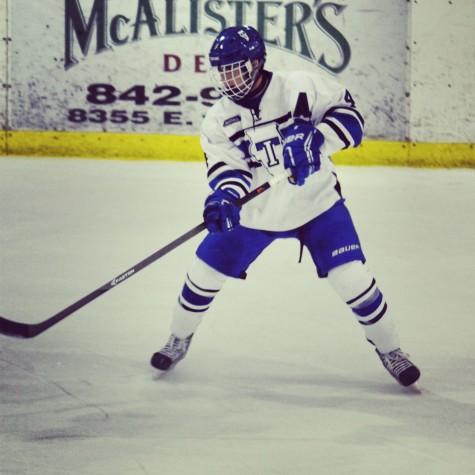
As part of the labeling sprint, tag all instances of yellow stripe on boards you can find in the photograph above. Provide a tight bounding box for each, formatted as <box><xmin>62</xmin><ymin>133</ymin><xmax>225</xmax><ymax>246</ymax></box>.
<box><xmin>2</xmin><ymin>130</ymin><xmax>202</xmax><ymax>162</ymax></box>
<box><xmin>1</xmin><ymin>130</ymin><xmax>474</xmax><ymax>168</ymax></box>
<box><xmin>335</xmin><ymin>141</ymin><xmax>474</xmax><ymax>168</ymax></box>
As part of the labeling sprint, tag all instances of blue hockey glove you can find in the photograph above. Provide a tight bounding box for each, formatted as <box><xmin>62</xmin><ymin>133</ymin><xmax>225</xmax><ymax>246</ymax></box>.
<box><xmin>282</xmin><ymin>121</ymin><xmax>324</xmax><ymax>186</ymax></box>
<box><xmin>203</xmin><ymin>188</ymin><xmax>241</xmax><ymax>233</ymax></box>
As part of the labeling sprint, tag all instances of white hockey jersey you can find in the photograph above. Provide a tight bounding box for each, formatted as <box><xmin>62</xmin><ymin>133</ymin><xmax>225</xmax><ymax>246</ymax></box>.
<box><xmin>200</xmin><ymin>70</ymin><xmax>364</xmax><ymax>231</ymax></box>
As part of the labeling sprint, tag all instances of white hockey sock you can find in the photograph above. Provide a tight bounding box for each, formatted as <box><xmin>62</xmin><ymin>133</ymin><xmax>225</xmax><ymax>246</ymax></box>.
<box><xmin>171</xmin><ymin>257</ymin><xmax>227</xmax><ymax>339</ymax></box>
<box><xmin>327</xmin><ymin>261</ymin><xmax>400</xmax><ymax>353</ymax></box>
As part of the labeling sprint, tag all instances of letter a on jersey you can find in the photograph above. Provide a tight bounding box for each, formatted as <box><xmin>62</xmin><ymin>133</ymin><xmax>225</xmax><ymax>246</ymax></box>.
<box><xmin>293</xmin><ymin>92</ymin><xmax>312</xmax><ymax>120</ymax></box>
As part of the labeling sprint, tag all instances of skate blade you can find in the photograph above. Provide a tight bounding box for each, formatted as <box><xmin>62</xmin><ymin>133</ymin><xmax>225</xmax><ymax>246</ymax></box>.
<box><xmin>402</xmin><ymin>381</ymin><xmax>422</xmax><ymax>394</ymax></box>
<box><xmin>152</xmin><ymin>370</ymin><xmax>169</xmax><ymax>381</ymax></box>
<box><xmin>151</xmin><ymin>358</ymin><xmax>183</xmax><ymax>380</ymax></box>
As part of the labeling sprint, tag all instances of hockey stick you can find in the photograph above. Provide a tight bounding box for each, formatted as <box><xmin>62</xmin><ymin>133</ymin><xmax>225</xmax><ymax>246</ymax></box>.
<box><xmin>0</xmin><ymin>169</ymin><xmax>291</xmax><ymax>339</ymax></box>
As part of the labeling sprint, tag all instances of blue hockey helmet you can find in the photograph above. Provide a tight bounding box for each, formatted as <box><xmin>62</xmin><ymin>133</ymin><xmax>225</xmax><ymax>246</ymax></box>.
<box><xmin>208</xmin><ymin>26</ymin><xmax>266</xmax><ymax>101</ymax></box>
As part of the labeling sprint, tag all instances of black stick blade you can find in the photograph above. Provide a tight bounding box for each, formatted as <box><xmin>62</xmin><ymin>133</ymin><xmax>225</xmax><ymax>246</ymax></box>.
<box><xmin>0</xmin><ymin>316</ymin><xmax>39</xmax><ymax>338</ymax></box>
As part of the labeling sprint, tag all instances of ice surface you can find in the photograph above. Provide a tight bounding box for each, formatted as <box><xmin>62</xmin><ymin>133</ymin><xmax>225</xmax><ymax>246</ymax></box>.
<box><xmin>1</xmin><ymin>158</ymin><xmax>474</xmax><ymax>475</ymax></box>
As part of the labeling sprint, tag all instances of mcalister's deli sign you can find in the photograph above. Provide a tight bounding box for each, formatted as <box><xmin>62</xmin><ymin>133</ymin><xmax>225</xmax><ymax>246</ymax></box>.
<box><xmin>65</xmin><ymin>0</ymin><xmax>351</xmax><ymax>73</ymax></box>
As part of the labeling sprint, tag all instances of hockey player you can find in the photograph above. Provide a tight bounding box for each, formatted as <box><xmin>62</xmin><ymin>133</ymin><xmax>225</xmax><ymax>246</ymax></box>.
<box><xmin>151</xmin><ymin>26</ymin><xmax>420</xmax><ymax>387</ymax></box>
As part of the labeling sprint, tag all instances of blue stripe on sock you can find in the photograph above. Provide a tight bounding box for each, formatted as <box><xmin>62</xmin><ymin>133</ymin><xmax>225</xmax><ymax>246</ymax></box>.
<box><xmin>352</xmin><ymin>291</ymin><xmax>383</xmax><ymax>318</ymax></box>
<box><xmin>181</xmin><ymin>283</ymin><xmax>215</xmax><ymax>307</ymax></box>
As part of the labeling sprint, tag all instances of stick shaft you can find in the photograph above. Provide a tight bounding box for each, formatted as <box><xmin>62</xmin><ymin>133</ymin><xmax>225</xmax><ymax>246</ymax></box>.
<box><xmin>0</xmin><ymin>170</ymin><xmax>290</xmax><ymax>338</ymax></box>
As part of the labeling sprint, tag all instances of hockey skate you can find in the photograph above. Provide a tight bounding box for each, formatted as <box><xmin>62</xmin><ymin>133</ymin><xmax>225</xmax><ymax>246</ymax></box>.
<box><xmin>150</xmin><ymin>334</ymin><xmax>193</xmax><ymax>372</ymax></box>
<box><xmin>376</xmin><ymin>348</ymin><xmax>420</xmax><ymax>387</ymax></box>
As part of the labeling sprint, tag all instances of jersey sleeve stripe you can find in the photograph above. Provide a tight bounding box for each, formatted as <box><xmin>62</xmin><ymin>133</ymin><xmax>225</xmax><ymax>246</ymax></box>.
<box><xmin>207</xmin><ymin>161</ymin><xmax>227</xmax><ymax>178</ymax></box>
<box><xmin>210</xmin><ymin>174</ymin><xmax>250</xmax><ymax>193</ymax></box>
<box><xmin>324</xmin><ymin>106</ymin><xmax>365</xmax><ymax>127</ymax></box>
<box><xmin>322</xmin><ymin>118</ymin><xmax>352</xmax><ymax>149</ymax></box>
<box><xmin>229</xmin><ymin>130</ymin><xmax>246</xmax><ymax>142</ymax></box>
<box><xmin>207</xmin><ymin>161</ymin><xmax>252</xmax><ymax>181</ymax></box>
<box><xmin>208</xmin><ymin>166</ymin><xmax>252</xmax><ymax>197</ymax></box>
<box><xmin>218</xmin><ymin>180</ymin><xmax>250</xmax><ymax>198</ymax></box>
<box><xmin>321</xmin><ymin>108</ymin><xmax>364</xmax><ymax>149</ymax></box>
<box><xmin>329</xmin><ymin>109</ymin><xmax>365</xmax><ymax>133</ymax></box>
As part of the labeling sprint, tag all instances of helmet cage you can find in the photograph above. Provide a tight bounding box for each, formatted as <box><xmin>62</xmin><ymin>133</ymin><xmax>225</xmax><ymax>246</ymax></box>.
<box><xmin>210</xmin><ymin>59</ymin><xmax>258</xmax><ymax>100</ymax></box>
